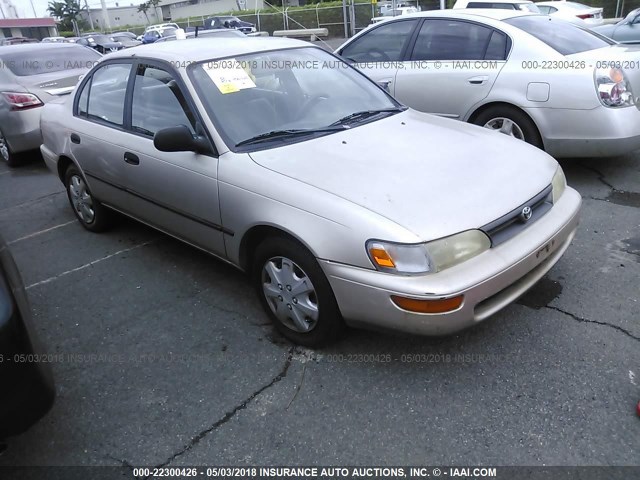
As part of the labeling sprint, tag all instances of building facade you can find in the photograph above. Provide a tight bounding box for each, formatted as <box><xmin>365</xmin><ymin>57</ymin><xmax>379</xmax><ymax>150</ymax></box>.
<box><xmin>0</xmin><ymin>18</ymin><xmax>58</xmax><ymax>40</ymax></box>
<box><xmin>78</xmin><ymin>0</ymin><xmax>266</xmax><ymax>31</ymax></box>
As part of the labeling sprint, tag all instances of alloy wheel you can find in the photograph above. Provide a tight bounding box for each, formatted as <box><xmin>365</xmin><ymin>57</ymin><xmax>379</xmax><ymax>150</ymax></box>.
<box><xmin>483</xmin><ymin>117</ymin><xmax>525</xmax><ymax>141</ymax></box>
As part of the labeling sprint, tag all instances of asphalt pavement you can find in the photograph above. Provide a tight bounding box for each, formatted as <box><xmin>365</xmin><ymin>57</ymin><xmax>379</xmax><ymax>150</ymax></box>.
<box><xmin>0</xmin><ymin>143</ymin><xmax>638</xmax><ymax>469</ymax></box>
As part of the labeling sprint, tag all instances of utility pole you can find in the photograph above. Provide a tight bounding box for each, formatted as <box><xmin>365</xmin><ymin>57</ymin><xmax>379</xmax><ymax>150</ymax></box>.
<box><xmin>29</xmin><ymin>0</ymin><xmax>37</xmax><ymax>16</ymax></box>
<box><xmin>100</xmin><ymin>0</ymin><xmax>111</xmax><ymax>31</ymax></box>
<box><xmin>84</xmin><ymin>0</ymin><xmax>94</xmax><ymax>29</ymax></box>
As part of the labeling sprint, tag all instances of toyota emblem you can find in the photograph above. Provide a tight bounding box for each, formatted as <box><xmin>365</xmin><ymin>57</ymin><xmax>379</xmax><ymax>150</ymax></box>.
<box><xmin>520</xmin><ymin>206</ymin><xmax>532</xmax><ymax>222</ymax></box>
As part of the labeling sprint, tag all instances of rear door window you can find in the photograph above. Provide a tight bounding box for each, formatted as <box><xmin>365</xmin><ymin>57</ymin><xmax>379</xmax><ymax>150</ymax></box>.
<box><xmin>79</xmin><ymin>63</ymin><xmax>132</xmax><ymax>127</ymax></box>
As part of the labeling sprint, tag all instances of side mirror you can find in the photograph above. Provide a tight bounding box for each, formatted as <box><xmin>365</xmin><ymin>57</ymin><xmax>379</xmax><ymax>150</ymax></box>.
<box><xmin>154</xmin><ymin>125</ymin><xmax>210</xmax><ymax>154</ymax></box>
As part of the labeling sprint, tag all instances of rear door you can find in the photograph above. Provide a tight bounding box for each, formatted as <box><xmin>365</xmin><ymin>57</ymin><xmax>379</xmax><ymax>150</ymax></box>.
<box><xmin>70</xmin><ymin>61</ymin><xmax>134</xmax><ymax>207</ymax></box>
<box><xmin>393</xmin><ymin>18</ymin><xmax>508</xmax><ymax>119</ymax></box>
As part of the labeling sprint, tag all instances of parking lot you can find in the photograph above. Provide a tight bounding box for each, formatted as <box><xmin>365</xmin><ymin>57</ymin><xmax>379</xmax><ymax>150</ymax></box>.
<box><xmin>0</xmin><ymin>142</ymin><xmax>638</xmax><ymax>467</ymax></box>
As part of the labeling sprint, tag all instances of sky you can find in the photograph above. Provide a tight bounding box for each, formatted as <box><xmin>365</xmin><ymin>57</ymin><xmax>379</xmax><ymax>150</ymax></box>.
<box><xmin>10</xmin><ymin>0</ymin><xmax>132</xmax><ymax>18</ymax></box>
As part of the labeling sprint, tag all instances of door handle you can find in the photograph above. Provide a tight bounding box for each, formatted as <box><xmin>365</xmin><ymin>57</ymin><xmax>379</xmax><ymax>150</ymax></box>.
<box><xmin>70</xmin><ymin>133</ymin><xmax>81</xmax><ymax>144</ymax></box>
<box><xmin>124</xmin><ymin>152</ymin><xmax>140</xmax><ymax>165</ymax></box>
<box><xmin>467</xmin><ymin>76</ymin><xmax>489</xmax><ymax>85</ymax></box>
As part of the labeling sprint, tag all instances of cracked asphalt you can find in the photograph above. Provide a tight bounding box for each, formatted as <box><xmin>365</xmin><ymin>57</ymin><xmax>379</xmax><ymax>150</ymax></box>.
<box><xmin>0</xmin><ymin>146</ymin><xmax>638</xmax><ymax>469</ymax></box>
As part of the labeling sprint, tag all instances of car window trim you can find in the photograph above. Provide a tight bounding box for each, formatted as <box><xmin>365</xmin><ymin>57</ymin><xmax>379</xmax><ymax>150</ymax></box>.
<box><xmin>406</xmin><ymin>17</ymin><xmax>513</xmax><ymax>62</ymax></box>
<box><xmin>338</xmin><ymin>18</ymin><xmax>422</xmax><ymax>63</ymax></box>
<box><xmin>127</xmin><ymin>57</ymin><xmax>219</xmax><ymax>158</ymax></box>
<box><xmin>73</xmin><ymin>58</ymin><xmax>136</xmax><ymax>132</ymax></box>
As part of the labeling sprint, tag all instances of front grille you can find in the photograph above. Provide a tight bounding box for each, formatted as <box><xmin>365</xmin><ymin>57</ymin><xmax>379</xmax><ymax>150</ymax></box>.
<box><xmin>481</xmin><ymin>185</ymin><xmax>552</xmax><ymax>247</ymax></box>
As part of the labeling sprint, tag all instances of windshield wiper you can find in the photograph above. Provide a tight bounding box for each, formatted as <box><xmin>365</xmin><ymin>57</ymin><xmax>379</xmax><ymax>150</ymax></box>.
<box><xmin>329</xmin><ymin>107</ymin><xmax>406</xmax><ymax>127</ymax></box>
<box><xmin>236</xmin><ymin>126</ymin><xmax>346</xmax><ymax>147</ymax></box>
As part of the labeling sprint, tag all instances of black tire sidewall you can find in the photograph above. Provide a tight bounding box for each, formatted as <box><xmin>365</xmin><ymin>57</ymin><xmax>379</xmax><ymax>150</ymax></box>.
<box><xmin>0</xmin><ymin>128</ymin><xmax>18</xmax><ymax>167</ymax></box>
<box><xmin>253</xmin><ymin>237</ymin><xmax>343</xmax><ymax>347</ymax></box>
<box><xmin>473</xmin><ymin>106</ymin><xmax>543</xmax><ymax>149</ymax></box>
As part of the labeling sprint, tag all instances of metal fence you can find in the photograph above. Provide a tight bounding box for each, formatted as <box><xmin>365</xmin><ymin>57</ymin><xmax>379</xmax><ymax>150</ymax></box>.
<box><xmin>106</xmin><ymin>0</ymin><xmax>449</xmax><ymax>39</ymax></box>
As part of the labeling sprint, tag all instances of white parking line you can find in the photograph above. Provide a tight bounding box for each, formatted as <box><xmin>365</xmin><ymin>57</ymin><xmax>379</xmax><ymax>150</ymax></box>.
<box><xmin>0</xmin><ymin>171</ymin><xmax>10</xmax><ymax>176</ymax></box>
<box><xmin>25</xmin><ymin>239</ymin><xmax>156</xmax><ymax>290</ymax></box>
<box><xmin>8</xmin><ymin>220</ymin><xmax>77</xmax><ymax>245</ymax></box>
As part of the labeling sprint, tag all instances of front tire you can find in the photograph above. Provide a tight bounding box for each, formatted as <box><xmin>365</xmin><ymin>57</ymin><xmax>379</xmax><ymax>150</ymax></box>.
<box><xmin>253</xmin><ymin>237</ymin><xmax>344</xmax><ymax>347</ymax></box>
<box><xmin>472</xmin><ymin>105</ymin><xmax>543</xmax><ymax>149</ymax></box>
<box><xmin>64</xmin><ymin>165</ymin><xmax>114</xmax><ymax>232</ymax></box>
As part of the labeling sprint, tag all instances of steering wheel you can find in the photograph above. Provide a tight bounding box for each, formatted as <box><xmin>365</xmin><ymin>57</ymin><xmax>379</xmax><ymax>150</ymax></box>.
<box><xmin>296</xmin><ymin>95</ymin><xmax>328</xmax><ymax>119</ymax></box>
<box><xmin>368</xmin><ymin>48</ymin><xmax>391</xmax><ymax>62</ymax></box>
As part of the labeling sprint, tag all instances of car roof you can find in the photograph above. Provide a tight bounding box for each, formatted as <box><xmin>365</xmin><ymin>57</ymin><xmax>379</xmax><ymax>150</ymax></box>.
<box><xmin>0</xmin><ymin>42</ymin><xmax>87</xmax><ymax>54</ymax></box>
<box><xmin>460</xmin><ymin>0</ymin><xmax>533</xmax><ymax>3</ymax></box>
<box><xmin>402</xmin><ymin>9</ymin><xmax>536</xmax><ymax>21</ymax></box>
<box><xmin>106</xmin><ymin>36</ymin><xmax>312</xmax><ymax>63</ymax></box>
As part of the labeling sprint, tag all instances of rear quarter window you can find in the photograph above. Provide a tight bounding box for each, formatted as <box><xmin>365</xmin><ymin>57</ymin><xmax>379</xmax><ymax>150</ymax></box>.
<box><xmin>505</xmin><ymin>16</ymin><xmax>614</xmax><ymax>54</ymax></box>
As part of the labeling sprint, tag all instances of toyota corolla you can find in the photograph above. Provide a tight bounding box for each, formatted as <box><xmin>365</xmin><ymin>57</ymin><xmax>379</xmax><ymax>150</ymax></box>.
<box><xmin>39</xmin><ymin>37</ymin><xmax>581</xmax><ymax>346</ymax></box>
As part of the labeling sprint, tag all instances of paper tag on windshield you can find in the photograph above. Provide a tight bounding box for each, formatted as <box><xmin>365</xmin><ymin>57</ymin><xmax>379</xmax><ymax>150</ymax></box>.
<box><xmin>204</xmin><ymin>59</ymin><xmax>256</xmax><ymax>94</ymax></box>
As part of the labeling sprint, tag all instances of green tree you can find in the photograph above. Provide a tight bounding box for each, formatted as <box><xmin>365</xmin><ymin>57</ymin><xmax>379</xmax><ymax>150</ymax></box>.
<box><xmin>137</xmin><ymin>2</ymin><xmax>151</xmax><ymax>24</ymax></box>
<box><xmin>47</xmin><ymin>0</ymin><xmax>83</xmax><ymax>32</ymax></box>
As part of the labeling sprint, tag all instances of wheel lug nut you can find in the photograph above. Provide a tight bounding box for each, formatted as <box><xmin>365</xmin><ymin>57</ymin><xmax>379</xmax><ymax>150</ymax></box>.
<box><xmin>293</xmin><ymin>298</ymin><xmax>298</xmax><ymax>304</ymax></box>
<box><xmin>278</xmin><ymin>295</ymin><xmax>283</xmax><ymax>301</ymax></box>
<box><xmin>287</xmin><ymin>304</ymin><xmax>292</xmax><ymax>310</ymax></box>
<box><xmin>286</xmin><ymin>285</ymin><xmax>291</xmax><ymax>291</ymax></box>
<box><xmin>278</xmin><ymin>284</ymin><xmax>283</xmax><ymax>290</ymax></box>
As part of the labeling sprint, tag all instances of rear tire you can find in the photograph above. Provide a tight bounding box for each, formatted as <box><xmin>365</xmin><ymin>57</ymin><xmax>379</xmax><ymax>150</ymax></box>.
<box><xmin>0</xmin><ymin>128</ymin><xmax>19</xmax><ymax>167</ymax></box>
<box><xmin>472</xmin><ymin>105</ymin><xmax>543</xmax><ymax>150</ymax></box>
<box><xmin>64</xmin><ymin>165</ymin><xmax>114</xmax><ymax>232</ymax></box>
<box><xmin>253</xmin><ymin>236</ymin><xmax>344</xmax><ymax>347</ymax></box>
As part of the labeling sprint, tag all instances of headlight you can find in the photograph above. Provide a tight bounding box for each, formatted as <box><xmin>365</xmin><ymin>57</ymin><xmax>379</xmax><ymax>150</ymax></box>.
<box><xmin>366</xmin><ymin>230</ymin><xmax>490</xmax><ymax>275</ymax></box>
<box><xmin>594</xmin><ymin>67</ymin><xmax>634</xmax><ymax>107</ymax></box>
<box><xmin>366</xmin><ymin>241</ymin><xmax>431</xmax><ymax>274</ymax></box>
<box><xmin>551</xmin><ymin>166</ymin><xmax>566</xmax><ymax>204</ymax></box>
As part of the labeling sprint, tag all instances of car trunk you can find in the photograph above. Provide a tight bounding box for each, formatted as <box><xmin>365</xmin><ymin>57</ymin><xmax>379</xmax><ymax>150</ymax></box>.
<box><xmin>20</xmin><ymin>68</ymin><xmax>86</xmax><ymax>102</ymax></box>
<box><xmin>567</xmin><ymin>44</ymin><xmax>640</xmax><ymax>111</ymax></box>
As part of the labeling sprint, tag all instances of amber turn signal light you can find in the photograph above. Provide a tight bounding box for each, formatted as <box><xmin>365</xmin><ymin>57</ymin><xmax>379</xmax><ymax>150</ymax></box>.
<box><xmin>391</xmin><ymin>294</ymin><xmax>464</xmax><ymax>314</ymax></box>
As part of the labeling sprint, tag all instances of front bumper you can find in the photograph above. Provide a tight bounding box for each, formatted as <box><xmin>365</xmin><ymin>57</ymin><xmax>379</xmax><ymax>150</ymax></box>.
<box><xmin>1</xmin><ymin>108</ymin><xmax>43</xmax><ymax>154</ymax></box>
<box><xmin>528</xmin><ymin>104</ymin><xmax>640</xmax><ymax>158</ymax></box>
<box><xmin>321</xmin><ymin>187</ymin><xmax>581</xmax><ymax>336</ymax></box>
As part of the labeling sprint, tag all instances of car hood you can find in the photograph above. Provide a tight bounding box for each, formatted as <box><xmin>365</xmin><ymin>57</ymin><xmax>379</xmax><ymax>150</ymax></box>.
<box><xmin>235</xmin><ymin>21</ymin><xmax>254</xmax><ymax>27</ymax></box>
<box><xmin>592</xmin><ymin>24</ymin><xmax>616</xmax><ymax>34</ymax></box>
<box><xmin>248</xmin><ymin>110</ymin><xmax>558</xmax><ymax>241</ymax></box>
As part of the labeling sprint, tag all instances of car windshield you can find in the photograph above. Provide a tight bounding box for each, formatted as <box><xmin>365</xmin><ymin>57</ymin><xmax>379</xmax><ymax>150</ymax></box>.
<box><xmin>190</xmin><ymin>47</ymin><xmax>401</xmax><ymax>151</ymax></box>
<box><xmin>87</xmin><ymin>35</ymin><xmax>114</xmax><ymax>43</ymax></box>
<box><xmin>505</xmin><ymin>15</ymin><xmax>614</xmax><ymax>54</ymax></box>
<box><xmin>0</xmin><ymin>47</ymin><xmax>101</xmax><ymax>76</ymax></box>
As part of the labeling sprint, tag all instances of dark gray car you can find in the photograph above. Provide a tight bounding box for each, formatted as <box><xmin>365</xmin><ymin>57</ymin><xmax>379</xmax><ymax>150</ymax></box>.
<box><xmin>0</xmin><ymin>234</ymin><xmax>55</xmax><ymax>441</ymax></box>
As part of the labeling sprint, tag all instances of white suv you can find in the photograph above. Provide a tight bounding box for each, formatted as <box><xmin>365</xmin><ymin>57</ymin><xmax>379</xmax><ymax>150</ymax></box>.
<box><xmin>452</xmin><ymin>0</ymin><xmax>541</xmax><ymax>12</ymax></box>
<box><xmin>144</xmin><ymin>22</ymin><xmax>179</xmax><ymax>33</ymax></box>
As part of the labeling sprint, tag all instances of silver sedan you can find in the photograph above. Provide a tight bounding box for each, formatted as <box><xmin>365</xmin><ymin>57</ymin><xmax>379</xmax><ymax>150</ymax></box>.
<box><xmin>40</xmin><ymin>37</ymin><xmax>581</xmax><ymax>346</ymax></box>
<box><xmin>336</xmin><ymin>10</ymin><xmax>640</xmax><ymax>158</ymax></box>
<box><xmin>0</xmin><ymin>43</ymin><xmax>100</xmax><ymax>166</ymax></box>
